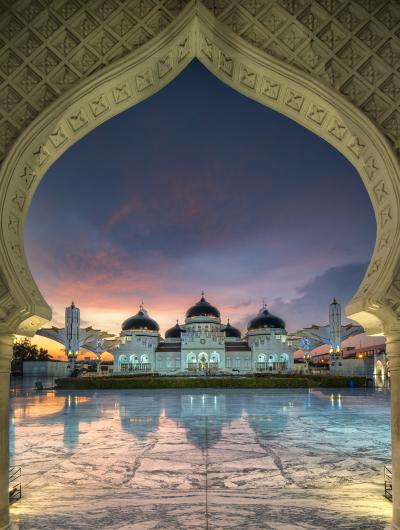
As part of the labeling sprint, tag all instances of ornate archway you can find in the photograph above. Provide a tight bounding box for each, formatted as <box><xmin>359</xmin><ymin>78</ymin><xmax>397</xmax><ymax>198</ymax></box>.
<box><xmin>0</xmin><ymin>2</ymin><xmax>399</xmax><ymax>529</ymax></box>
<box><xmin>0</xmin><ymin>2</ymin><xmax>398</xmax><ymax>337</ymax></box>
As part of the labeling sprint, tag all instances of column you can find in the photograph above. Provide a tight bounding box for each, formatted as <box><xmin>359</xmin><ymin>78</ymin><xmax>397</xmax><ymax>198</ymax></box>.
<box><xmin>386</xmin><ymin>335</ymin><xmax>400</xmax><ymax>530</ymax></box>
<box><xmin>0</xmin><ymin>335</ymin><xmax>14</xmax><ymax>530</ymax></box>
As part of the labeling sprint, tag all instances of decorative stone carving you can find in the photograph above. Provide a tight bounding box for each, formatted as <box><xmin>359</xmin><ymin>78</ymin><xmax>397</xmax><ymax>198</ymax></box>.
<box><xmin>89</xmin><ymin>95</ymin><xmax>109</xmax><ymax>117</ymax></box>
<box><xmin>239</xmin><ymin>64</ymin><xmax>257</xmax><ymax>89</ymax></box>
<box><xmin>285</xmin><ymin>89</ymin><xmax>304</xmax><ymax>112</ymax></box>
<box><xmin>0</xmin><ymin>0</ymin><xmax>397</xmax><ymax>341</ymax></box>
<box><xmin>261</xmin><ymin>77</ymin><xmax>281</xmax><ymax>100</ymax></box>
<box><xmin>218</xmin><ymin>51</ymin><xmax>234</xmax><ymax>77</ymax></box>
<box><xmin>136</xmin><ymin>69</ymin><xmax>154</xmax><ymax>91</ymax></box>
<box><xmin>307</xmin><ymin>103</ymin><xmax>326</xmax><ymax>125</ymax></box>
<box><xmin>198</xmin><ymin>0</ymin><xmax>400</xmax><ymax>155</ymax></box>
<box><xmin>113</xmin><ymin>82</ymin><xmax>131</xmax><ymax>103</ymax></box>
<box><xmin>68</xmin><ymin>109</ymin><xmax>89</xmax><ymax>130</ymax></box>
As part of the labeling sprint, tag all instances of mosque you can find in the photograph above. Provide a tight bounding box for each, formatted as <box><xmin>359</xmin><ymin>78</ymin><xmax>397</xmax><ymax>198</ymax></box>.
<box><xmin>111</xmin><ymin>294</ymin><xmax>293</xmax><ymax>375</ymax></box>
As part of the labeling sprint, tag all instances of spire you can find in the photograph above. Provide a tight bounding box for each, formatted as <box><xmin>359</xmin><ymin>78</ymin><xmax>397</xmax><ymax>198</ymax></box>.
<box><xmin>262</xmin><ymin>298</ymin><xmax>267</xmax><ymax>308</ymax></box>
<box><xmin>332</xmin><ymin>297</ymin><xmax>337</xmax><ymax>304</ymax></box>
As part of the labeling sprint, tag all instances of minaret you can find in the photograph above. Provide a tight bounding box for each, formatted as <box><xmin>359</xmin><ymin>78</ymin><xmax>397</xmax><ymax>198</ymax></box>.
<box><xmin>329</xmin><ymin>298</ymin><xmax>341</xmax><ymax>354</ymax></box>
<box><xmin>65</xmin><ymin>301</ymin><xmax>80</xmax><ymax>373</ymax></box>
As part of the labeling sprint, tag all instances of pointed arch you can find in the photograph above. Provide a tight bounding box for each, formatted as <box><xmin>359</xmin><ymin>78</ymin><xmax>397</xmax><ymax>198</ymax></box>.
<box><xmin>0</xmin><ymin>3</ymin><xmax>397</xmax><ymax>339</ymax></box>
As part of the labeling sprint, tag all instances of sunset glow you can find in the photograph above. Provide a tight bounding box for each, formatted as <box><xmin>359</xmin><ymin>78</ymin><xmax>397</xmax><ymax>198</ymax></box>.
<box><xmin>25</xmin><ymin>62</ymin><xmax>376</xmax><ymax>354</ymax></box>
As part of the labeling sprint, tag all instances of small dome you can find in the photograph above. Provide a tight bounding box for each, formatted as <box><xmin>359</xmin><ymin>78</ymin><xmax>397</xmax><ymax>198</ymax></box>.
<box><xmin>186</xmin><ymin>294</ymin><xmax>220</xmax><ymax>319</ymax></box>
<box><xmin>223</xmin><ymin>321</ymin><xmax>241</xmax><ymax>338</ymax></box>
<box><xmin>165</xmin><ymin>322</ymin><xmax>182</xmax><ymax>339</ymax></box>
<box><xmin>122</xmin><ymin>306</ymin><xmax>159</xmax><ymax>332</ymax></box>
<box><xmin>248</xmin><ymin>307</ymin><xmax>285</xmax><ymax>331</ymax></box>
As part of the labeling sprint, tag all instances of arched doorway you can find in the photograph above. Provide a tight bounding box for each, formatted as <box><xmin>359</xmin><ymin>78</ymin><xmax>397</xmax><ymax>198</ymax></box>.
<box><xmin>376</xmin><ymin>359</ymin><xmax>385</xmax><ymax>377</ymax></box>
<box><xmin>0</xmin><ymin>3</ymin><xmax>399</xmax><ymax>529</ymax></box>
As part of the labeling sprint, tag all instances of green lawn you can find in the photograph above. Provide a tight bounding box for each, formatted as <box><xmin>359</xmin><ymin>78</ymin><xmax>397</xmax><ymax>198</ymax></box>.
<box><xmin>55</xmin><ymin>374</ymin><xmax>367</xmax><ymax>390</ymax></box>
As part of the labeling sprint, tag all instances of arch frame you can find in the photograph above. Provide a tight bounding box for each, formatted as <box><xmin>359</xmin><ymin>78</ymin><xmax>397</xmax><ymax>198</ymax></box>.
<box><xmin>0</xmin><ymin>2</ymin><xmax>398</xmax><ymax>337</ymax></box>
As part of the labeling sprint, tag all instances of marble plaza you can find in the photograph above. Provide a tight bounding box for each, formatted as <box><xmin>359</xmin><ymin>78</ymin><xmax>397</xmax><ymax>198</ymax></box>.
<box><xmin>9</xmin><ymin>387</ymin><xmax>392</xmax><ymax>529</ymax></box>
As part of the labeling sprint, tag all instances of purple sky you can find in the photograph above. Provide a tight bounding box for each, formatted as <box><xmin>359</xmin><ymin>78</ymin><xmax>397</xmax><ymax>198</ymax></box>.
<box><xmin>25</xmin><ymin>60</ymin><xmax>376</xmax><ymax>345</ymax></box>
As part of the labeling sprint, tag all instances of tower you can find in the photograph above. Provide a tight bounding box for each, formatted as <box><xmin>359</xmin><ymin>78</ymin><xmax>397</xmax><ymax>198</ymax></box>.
<box><xmin>65</xmin><ymin>301</ymin><xmax>80</xmax><ymax>373</ymax></box>
<box><xmin>329</xmin><ymin>298</ymin><xmax>341</xmax><ymax>354</ymax></box>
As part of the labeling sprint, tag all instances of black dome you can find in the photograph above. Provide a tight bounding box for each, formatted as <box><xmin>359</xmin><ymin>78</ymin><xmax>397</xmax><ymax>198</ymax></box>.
<box><xmin>122</xmin><ymin>308</ymin><xmax>159</xmax><ymax>332</ymax></box>
<box><xmin>165</xmin><ymin>322</ymin><xmax>182</xmax><ymax>339</ymax></box>
<box><xmin>223</xmin><ymin>322</ymin><xmax>241</xmax><ymax>338</ymax></box>
<box><xmin>248</xmin><ymin>308</ymin><xmax>285</xmax><ymax>331</ymax></box>
<box><xmin>186</xmin><ymin>295</ymin><xmax>220</xmax><ymax>319</ymax></box>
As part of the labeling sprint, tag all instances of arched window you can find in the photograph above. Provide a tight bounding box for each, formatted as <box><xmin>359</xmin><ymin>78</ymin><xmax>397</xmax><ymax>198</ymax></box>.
<box><xmin>210</xmin><ymin>351</ymin><xmax>220</xmax><ymax>364</ymax></box>
<box><xmin>186</xmin><ymin>352</ymin><xmax>197</xmax><ymax>364</ymax></box>
<box><xmin>129</xmin><ymin>355</ymin><xmax>139</xmax><ymax>364</ymax></box>
<box><xmin>267</xmin><ymin>354</ymin><xmax>277</xmax><ymax>368</ymax></box>
<box><xmin>280</xmin><ymin>353</ymin><xmax>289</xmax><ymax>363</ymax></box>
<box><xmin>258</xmin><ymin>353</ymin><xmax>266</xmax><ymax>362</ymax></box>
<box><xmin>375</xmin><ymin>359</ymin><xmax>384</xmax><ymax>376</ymax></box>
<box><xmin>140</xmin><ymin>354</ymin><xmax>149</xmax><ymax>364</ymax></box>
<box><xmin>118</xmin><ymin>355</ymin><xmax>128</xmax><ymax>371</ymax></box>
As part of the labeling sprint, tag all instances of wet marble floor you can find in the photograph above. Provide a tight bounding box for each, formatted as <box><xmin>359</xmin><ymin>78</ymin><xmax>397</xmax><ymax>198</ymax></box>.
<box><xmin>9</xmin><ymin>387</ymin><xmax>392</xmax><ymax>529</ymax></box>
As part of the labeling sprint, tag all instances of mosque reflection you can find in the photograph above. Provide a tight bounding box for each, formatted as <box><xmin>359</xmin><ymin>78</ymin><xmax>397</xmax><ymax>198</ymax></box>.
<box><xmin>9</xmin><ymin>390</ymin><xmax>299</xmax><ymax>451</ymax></box>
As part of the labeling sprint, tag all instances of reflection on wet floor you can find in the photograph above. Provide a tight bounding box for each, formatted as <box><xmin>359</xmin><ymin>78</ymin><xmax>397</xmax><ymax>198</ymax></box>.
<box><xmin>10</xmin><ymin>386</ymin><xmax>392</xmax><ymax>529</ymax></box>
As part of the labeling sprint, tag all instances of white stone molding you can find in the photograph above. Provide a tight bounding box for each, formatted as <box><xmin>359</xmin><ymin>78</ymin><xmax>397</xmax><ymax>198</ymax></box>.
<box><xmin>0</xmin><ymin>1</ymin><xmax>398</xmax><ymax>337</ymax></box>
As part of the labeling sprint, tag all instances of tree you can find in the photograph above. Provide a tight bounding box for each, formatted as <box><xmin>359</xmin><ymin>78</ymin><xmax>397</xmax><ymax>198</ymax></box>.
<box><xmin>11</xmin><ymin>339</ymin><xmax>52</xmax><ymax>375</ymax></box>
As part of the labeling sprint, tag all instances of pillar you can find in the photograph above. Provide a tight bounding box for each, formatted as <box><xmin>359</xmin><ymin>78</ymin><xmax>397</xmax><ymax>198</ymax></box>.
<box><xmin>386</xmin><ymin>334</ymin><xmax>400</xmax><ymax>529</ymax></box>
<box><xmin>0</xmin><ymin>335</ymin><xmax>14</xmax><ymax>530</ymax></box>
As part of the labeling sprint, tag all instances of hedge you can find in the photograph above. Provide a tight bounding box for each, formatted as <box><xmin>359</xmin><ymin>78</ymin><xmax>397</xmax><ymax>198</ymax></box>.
<box><xmin>55</xmin><ymin>374</ymin><xmax>367</xmax><ymax>390</ymax></box>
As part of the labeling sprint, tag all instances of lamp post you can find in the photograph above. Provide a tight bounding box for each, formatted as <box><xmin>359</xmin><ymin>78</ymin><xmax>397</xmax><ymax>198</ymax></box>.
<box><xmin>95</xmin><ymin>339</ymin><xmax>103</xmax><ymax>374</ymax></box>
<box><xmin>301</xmin><ymin>338</ymin><xmax>312</xmax><ymax>372</ymax></box>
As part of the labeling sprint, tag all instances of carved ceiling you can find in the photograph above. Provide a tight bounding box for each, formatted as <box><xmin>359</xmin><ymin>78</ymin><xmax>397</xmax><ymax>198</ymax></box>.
<box><xmin>0</xmin><ymin>0</ymin><xmax>399</xmax><ymax>163</ymax></box>
<box><xmin>204</xmin><ymin>0</ymin><xmax>400</xmax><ymax>153</ymax></box>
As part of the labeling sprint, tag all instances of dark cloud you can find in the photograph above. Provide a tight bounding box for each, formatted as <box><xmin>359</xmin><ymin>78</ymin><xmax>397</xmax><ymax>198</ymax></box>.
<box><xmin>25</xmin><ymin>62</ymin><xmax>375</xmax><ymax>335</ymax></box>
<box><xmin>269</xmin><ymin>263</ymin><xmax>368</xmax><ymax>332</ymax></box>
<box><xmin>227</xmin><ymin>300</ymin><xmax>252</xmax><ymax>310</ymax></box>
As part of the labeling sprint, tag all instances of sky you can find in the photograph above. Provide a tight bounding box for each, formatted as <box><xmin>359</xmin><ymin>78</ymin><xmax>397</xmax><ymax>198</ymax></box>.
<box><xmin>25</xmin><ymin>60</ymin><xmax>378</xmax><ymax>357</ymax></box>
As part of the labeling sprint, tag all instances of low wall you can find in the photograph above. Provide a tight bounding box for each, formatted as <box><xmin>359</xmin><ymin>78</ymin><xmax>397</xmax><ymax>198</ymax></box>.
<box><xmin>23</xmin><ymin>361</ymin><xmax>69</xmax><ymax>377</ymax></box>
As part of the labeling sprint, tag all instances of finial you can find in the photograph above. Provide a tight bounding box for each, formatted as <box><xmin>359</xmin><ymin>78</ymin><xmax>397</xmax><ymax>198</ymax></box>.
<box><xmin>176</xmin><ymin>319</ymin><xmax>179</xmax><ymax>325</ymax></box>
<box><xmin>201</xmin><ymin>290</ymin><xmax>205</xmax><ymax>298</ymax></box>
<box><xmin>262</xmin><ymin>298</ymin><xmax>267</xmax><ymax>308</ymax></box>
<box><xmin>332</xmin><ymin>297</ymin><xmax>337</xmax><ymax>304</ymax></box>
<box><xmin>71</xmin><ymin>301</ymin><xmax>75</xmax><ymax>307</ymax></box>
<box><xmin>139</xmin><ymin>300</ymin><xmax>144</xmax><ymax>311</ymax></box>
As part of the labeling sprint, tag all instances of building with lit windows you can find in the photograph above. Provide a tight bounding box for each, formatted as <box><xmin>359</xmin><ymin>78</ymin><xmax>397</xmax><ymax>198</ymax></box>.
<box><xmin>111</xmin><ymin>294</ymin><xmax>294</xmax><ymax>375</ymax></box>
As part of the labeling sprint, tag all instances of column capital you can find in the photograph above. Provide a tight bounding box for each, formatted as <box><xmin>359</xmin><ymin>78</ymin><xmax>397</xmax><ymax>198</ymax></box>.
<box><xmin>0</xmin><ymin>334</ymin><xmax>14</xmax><ymax>374</ymax></box>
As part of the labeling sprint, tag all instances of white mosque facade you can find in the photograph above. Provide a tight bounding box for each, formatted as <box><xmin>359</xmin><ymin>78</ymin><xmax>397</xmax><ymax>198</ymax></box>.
<box><xmin>111</xmin><ymin>295</ymin><xmax>294</xmax><ymax>375</ymax></box>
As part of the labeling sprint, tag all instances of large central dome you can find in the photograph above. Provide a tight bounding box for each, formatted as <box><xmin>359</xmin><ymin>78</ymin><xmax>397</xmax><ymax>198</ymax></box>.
<box><xmin>248</xmin><ymin>307</ymin><xmax>285</xmax><ymax>331</ymax></box>
<box><xmin>186</xmin><ymin>294</ymin><xmax>220</xmax><ymax>319</ymax></box>
<box><xmin>122</xmin><ymin>306</ymin><xmax>159</xmax><ymax>332</ymax></box>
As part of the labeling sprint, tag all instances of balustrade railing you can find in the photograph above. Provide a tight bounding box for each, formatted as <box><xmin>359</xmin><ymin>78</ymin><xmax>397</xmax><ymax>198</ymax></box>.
<box><xmin>187</xmin><ymin>363</ymin><xmax>219</xmax><ymax>372</ymax></box>
<box><xmin>256</xmin><ymin>362</ymin><xmax>288</xmax><ymax>372</ymax></box>
<box><xmin>384</xmin><ymin>465</ymin><xmax>392</xmax><ymax>501</ymax></box>
<box><xmin>9</xmin><ymin>466</ymin><xmax>21</xmax><ymax>503</ymax></box>
<box><xmin>119</xmin><ymin>363</ymin><xmax>151</xmax><ymax>373</ymax></box>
